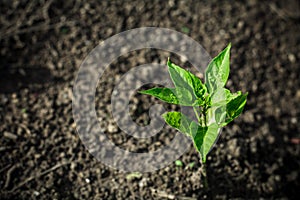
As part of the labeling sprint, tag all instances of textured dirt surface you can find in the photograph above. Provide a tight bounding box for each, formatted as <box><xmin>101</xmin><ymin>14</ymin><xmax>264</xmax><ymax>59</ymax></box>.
<box><xmin>1</xmin><ymin>0</ymin><xmax>300</xmax><ymax>199</ymax></box>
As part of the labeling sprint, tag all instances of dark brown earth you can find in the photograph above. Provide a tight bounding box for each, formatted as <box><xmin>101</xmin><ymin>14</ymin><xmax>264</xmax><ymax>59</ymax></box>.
<box><xmin>1</xmin><ymin>0</ymin><xmax>300</xmax><ymax>199</ymax></box>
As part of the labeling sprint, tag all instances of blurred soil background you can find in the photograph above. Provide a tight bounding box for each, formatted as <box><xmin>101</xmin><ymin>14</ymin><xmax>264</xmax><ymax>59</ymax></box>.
<box><xmin>0</xmin><ymin>0</ymin><xmax>300</xmax><ymax>199</ymax></box>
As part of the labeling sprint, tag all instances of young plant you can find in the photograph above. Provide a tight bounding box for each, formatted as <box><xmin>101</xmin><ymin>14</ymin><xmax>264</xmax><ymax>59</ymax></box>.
<box><xmin>139</xmin><ymin>43</ymin><xmax>247</xmax><ymax>184</ymax></box>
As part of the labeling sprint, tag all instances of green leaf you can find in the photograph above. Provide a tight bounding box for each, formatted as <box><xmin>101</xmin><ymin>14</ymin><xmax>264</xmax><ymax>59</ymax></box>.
<box><xmin>208</xmin><ymin>90</ymin><xmax>247</xmax><ymax>127</ymax></box>
<box><xmin>162</xmin><ymin>111</ymin><xmax>196</xmax><ymax>137</ymax></box>
<box><xmin>214</xmin><ymin>106</ymin><xmax>227</xmax><ymax>126</ymax></box>
<box><xmin>205</xmin><ymin>43</ymin><xmax>231</xmax><ymax>93</ymax></box>
<box><xmin>172</xmin><ymin>87</ymin><xmax>194</xmax><ymax>105</ymax></box>
<box><xmin>167</xmin><ymin>59</ymin><xmax>208</xmax><ymax>105</ymax></box>
<box><xmin>200</xmin><ymin>123</ymin><xmax>220</xmax><ymax>163</ymax></box>
<box><xmin>139</xmin><ymin>87</ymin><xmax>195</xmax><ymax>106</ymax></box>
<box><xmin>192</xmin><ymin>123</ymin><xmax>220</xmax><ymax>163</ymax></box>
<box><xmin>139</xmin><ymin>87</ymin><xmax>179</xmax><ymax>104</ymax></box>
<box><xmin>221</xmin><ymin>92</ymin><xmax>248</xmax><ymax>126</ymax></box>
<box><xmin>163</xmin><ymin>112</ymin><xmax>220</xmax><ymax>163</ymax></box>
<box><xmin>209</xmin><ymin>88</ymin><xmax>242</xmax><ymax>126</ymax></box>
<box><xmin>189</xmin><ymin>121</ymin><xmax>206</xmax><ymax>138</ymax></box>
<box><xmin>211</xmin><ymin>88</ymin><xmax>231</xmax><ymax>107</ymax></box>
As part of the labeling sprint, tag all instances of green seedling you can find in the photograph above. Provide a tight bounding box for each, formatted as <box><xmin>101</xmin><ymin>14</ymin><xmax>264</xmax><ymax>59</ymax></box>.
<box><xmin>139</xmin><ymin>44</ymin><xmax>247</xmax><ymax>186</ymax></box>
<box><xmin>175</xmin><ymin>160</ymin><xmax>183</xmax><ymax>167</ymax></box>
<box><xmin>188</xmin><ymin>162</ymin><xmax>195</xmax><ymax>169</ymax></box>
<box><xmin>181</xmin><ymin>26</ymin><xmax>190</xmax><ymax>34</ymax></box>
<box><xmin>126</xmin><ymin>172</ymin><xmax>142</xmax><ymax>180</ymax></box>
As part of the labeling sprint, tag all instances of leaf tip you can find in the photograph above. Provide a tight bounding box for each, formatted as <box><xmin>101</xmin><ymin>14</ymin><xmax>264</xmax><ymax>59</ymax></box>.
<box><xmin>227</xmin><ymin>42</ymin><xmax>232</xmax><ymax>49</ymax></box>
<box><xmin>161</xmin><ymin>112</ymin><xmax>168</xmax><ymax>119</ymax></box>
<box><xmin>167</xmin><ymin>58</ymin><xmax>172</xmax><ymax>68</ymax></box>
<box><xmin>137</xmin><ymin>90</ymin><xmax>146</xmax><ymax>94</ymax></box>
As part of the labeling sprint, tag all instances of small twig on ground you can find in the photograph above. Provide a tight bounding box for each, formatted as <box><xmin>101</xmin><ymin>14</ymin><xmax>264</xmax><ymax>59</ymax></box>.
<box><xmin>0</xmin><ymin>20</ymin><xmax>77</xmax><ymax>40</ymax></box>
<box><xmin>150</xmin><ymin>188</ymin><xmax>197</xmax><ymax>200</ymax></box>
<box><xmin>0</xmin><ymin>164</ymin><xmax>12</xmax><ymax>174</ymax></box>
<box><xmin>4</xmin><ymin>164</ymin><xmax>18</xmax><ymax>188</ymax></box>
<box><xmin>42</xmin><ymin>0</ymin><xmax>54</xmax><ymax>24</ymax></box>
<box><xmin>9</xmin><ymin>161</ymin><xmax>72</xmax><ymax>192</ymax></box>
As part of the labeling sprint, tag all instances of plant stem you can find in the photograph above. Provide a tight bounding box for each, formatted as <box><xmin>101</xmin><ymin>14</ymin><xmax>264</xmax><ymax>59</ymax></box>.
<box><xmin>200</xmin><ymin>162</ymin><xmax>209</xmax><ymax>189</ymax></box>
<box><xmin>203</xmin><ymin>112</ymin><xmax>207</xmax><ymax>127</ymax></box>
<box><xmin>202</xmin><ymin>106</ymin><xmax>207</xmax><ymax>127</ymax></box>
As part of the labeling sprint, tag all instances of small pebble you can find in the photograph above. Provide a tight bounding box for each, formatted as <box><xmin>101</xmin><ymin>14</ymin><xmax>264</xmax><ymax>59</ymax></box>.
<box><xmin>288</xmin><ymin>53</ymin><xmax>296</xmax><ymax>63</ymax></box>
<box><xmin>33</xmin><ymin>191</ymin><xmax>40</xmax><ymax>196</ymax></box>
<box><xmin>107</xmin><ymin>123</ymin><xmax>117</xmax><ymax>133</ymax></box>
<box><xmin>275</xmin><ymin>175</ymin><xmax>281</xmax><ymax>181</ymax></box>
